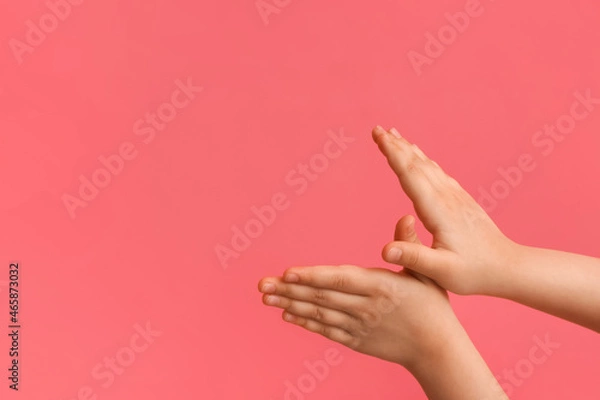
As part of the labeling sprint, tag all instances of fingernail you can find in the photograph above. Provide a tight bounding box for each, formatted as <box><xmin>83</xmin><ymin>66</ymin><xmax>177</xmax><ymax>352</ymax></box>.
<box><xmin>261</xmin><ymin>283</ymin><xmax>276</xmax><ymax>293</ymax></box>
<box><xmin>390</xmin><ymin>128</ymin><xmax>402</xmax><ymax>138</ymax></box>
<box><xmin>283</xmin><ymin>312</ymin><xmax>295</xmax><ymax>322</ymax></box>
<box><xmin>387</xmin><ymin>247</ymin><xmax>402</xmax><ymax>260</ymax></box>
<box><xmin>265</xmin><ymin>295</ymin><xmax>280</xmax><ymax>306</ymax></box>
<box><xmin>374</xmin><ymin>125</ymin><xmax>387</xmax><ymax>135</ymax></box>
<box><xmin>284</xmin><ymin>273</ymin><xmax>299</xmax><ymax>283</ymax></box>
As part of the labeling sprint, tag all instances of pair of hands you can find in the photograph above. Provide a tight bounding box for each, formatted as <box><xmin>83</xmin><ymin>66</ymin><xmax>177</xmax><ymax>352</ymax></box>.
<box><xmin>258</xmin><ymin>126</ymin><xmax>518</xmax><ymax>371</ymax></box>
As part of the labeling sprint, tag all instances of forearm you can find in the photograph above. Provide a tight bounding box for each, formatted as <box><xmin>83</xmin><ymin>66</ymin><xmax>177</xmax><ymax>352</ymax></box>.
<box><xmin>490</xmin><ymin>244</ymin><xmax>600</xmax><ymax>332</ymax></box>
<box><xmin>407</xmin><ymin>321</ymin><xmax>507</xmax><ymax>400</ymax></box>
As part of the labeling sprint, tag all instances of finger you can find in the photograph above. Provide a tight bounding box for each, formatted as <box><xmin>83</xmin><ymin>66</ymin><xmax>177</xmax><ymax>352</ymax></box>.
<box><xmin>411</xmin><ymin>144</ymin><xmax>428</xmax><ymax>162</ymax></box>
<box><xmin>405</xmin><ymin>139</ymin><xmax>455</xmax><ymax>186</ymax></box>
<box><xmin>389</xmin><ymin>128</ymin><xmax>429</xmax><ymax>166</ymax></box>
<box><xmin>409</xmin><ymin>143</ymin><xmax>447</xmax><ymax>186</ymax></box>
<box><xmin>392</xmin><ymin>216</ymin><xmax>435</xmax><ymax>283</ymax></box>
<box><xmin>372</xmin><ymin>126</ymin><xmax>421</xmax><ymax>172</ymax></box>
<box><xmin>282</xmin><ymin>311</ymin><xmax>358</xmax><ymax>349</ymax></box>
<box><xmin>371</xmin><ymin>125</ymin><xmax>389</xmax><ymax>141</ymax></box>
<box><xmin>382</xmin><ymin>241</ymin><xmax>459</xmax><ymax>279</ymax></box>
<box><xmin>372</xmin><ymin>126</ymin><xmax>439</xmax><ymax>206</ymax></box>
<box><xmin>389</xmin><ymin>128</ymin><xmax>445</xmax><ymax>178</ymax></box>
<box><xmin>394</xmin><ymin>215</ymin><xmax>422</xmax><ymax>245</ymax></box>
<box><xmin>259</xmin><ymin>278</ymin><xmax>367</xmax><ymax>316</ymax></box>
<box><xmin>373</xmin><ymin>126</ymin><xmax>454</xmax><ymax>191</ymax></box>
<box><xmin>282</xmin><ymin>264</ymin><xmax>376</xmax><ymax>296</ymax></box>
<box><xmin>263</xmin><ymin>295</ymin><xmax>360</xmax><ymax>332</ymax></box>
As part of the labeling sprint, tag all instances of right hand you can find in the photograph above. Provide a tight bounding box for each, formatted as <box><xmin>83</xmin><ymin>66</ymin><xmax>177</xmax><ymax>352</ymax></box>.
<box><xmin>373</xmin><ymin>126</ymin><xmax>521</xmax><ymax>295</ymax></box>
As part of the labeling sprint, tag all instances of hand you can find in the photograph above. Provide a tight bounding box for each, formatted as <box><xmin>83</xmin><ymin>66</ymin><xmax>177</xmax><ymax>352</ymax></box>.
<box><xmin>258</xmin><ymin>212</ymin><xmax>509</xmax><ymax>400</ymax></box>
<box><xmin>373</xmin><ymin>126</ymin><xmax>521</xmax><ymax>295</ymax></box>
<box><xmin>259</xmin><ymin>265</ymin><xmax>459</xmax><ymax>368</ymax></box>
<box><xmin>257</xmin><ymin>217</ymin><xmax>459</xmax><ymax>369</ymax></box>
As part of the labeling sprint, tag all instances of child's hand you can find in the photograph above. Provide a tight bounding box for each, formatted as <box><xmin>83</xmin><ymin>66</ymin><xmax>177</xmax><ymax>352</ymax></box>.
<box><xmin>373</xmin><ymin>126</ymin><xmax>519</xmax><ymax>295</ymax></box>
<box><xmin>258</xmin><ymin>213</ymin><xmax>509</xmax><ymax>399</ymax></box>
<box><xmin>258</xmin><ymin>263</ymin><xmax>457</xmax><ymax>369</ymax></box>
<box><xmin>258</xmin><ymin>214</ymin><xmax>456</xmax><ymax>368</ymax></box>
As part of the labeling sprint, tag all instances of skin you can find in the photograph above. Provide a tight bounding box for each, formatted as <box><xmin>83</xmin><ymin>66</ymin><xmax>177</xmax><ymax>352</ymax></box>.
<box><xmin>258</xmin><ymin>215</ymin><xmax>508</xmax><ymax>400</ymax></box>
<box><xmin>372</xmin><ymin>125</ymin><xmax>600</xmax><ymax>333</ymax></box>
<box><xmin>258</xmin><ymin>125</ymin><xmax>600</xmax><ymax>398</ymax></box>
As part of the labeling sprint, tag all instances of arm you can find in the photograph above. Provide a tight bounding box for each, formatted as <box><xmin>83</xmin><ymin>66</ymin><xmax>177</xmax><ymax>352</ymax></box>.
<box><xmin>410</xmin><ymin>325</ymin><xmax>507</xmax><ymax>400</ymax></box>
<box><xmin>372</xmin><ymin>125</ymin><xmax>600</xmax><ymax>333</ymax></box>
<box><xmin>396</xmin><ymin>215</ymin><xmax>508</xmax><ymax>400</ymax></box>
<box><xmin>494</xmin><ymin>245</ymin><xmax>600</xmax><ymax>332</ymax></box>
<box><xmin>258</xmin><ymin>216</ymin><xmax>507</xmax><ymax>400</ymax></box>
<box><xmin>258</xmin><ymin>265</ymin><xmax>507</xmax><ymax>400</ymax></box>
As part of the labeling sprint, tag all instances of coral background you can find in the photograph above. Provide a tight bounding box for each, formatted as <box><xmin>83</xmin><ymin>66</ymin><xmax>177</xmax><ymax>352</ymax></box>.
<box><xmin>0</xmin><ymin>0</ymin><xmax>599</xmax><ymax>399</ymax></box>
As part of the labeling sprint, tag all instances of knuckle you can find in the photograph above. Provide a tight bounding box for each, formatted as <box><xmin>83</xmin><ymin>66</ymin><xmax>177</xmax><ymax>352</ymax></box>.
<box><xmin>348</xmin><ymin>313</ymin><xmax>364</xmax><ymax>331</ymax></box>
<box><xmin>360</xmin><ymin>309</ymin><xmax>379</xmax><ymax>326</ymax></box>
<box><xmin>340</xmin><ymin>322</ymin><xmax>353</xmax><ymax>335</ymax></box>
<box><xmin>347</xmin><ymin>336</ymin><xmax>361</xmax><ymax>350</ymax></box>
<box><xmin>406</xmin><ymin>248</ymin><xmax>421</xmax><ymax>267</ymax></box>
<box><xmin>277</xmin><ymin>284</ymin><xmax>289</xmax><ymax>296</ymax></box>
<box><xmin>313</xmin><ymin>289</ymin><xmax>327</xmax><ymax>302</ymax></box>
<box><xmin>376</xmin><ymin>293</ymin><xmax>397</xmax><ymax>314</ymax></box>
<box><xmin>312</xmin><ymin>306</ymin><xmax>324</xmax><ymax>321</ymax></box>
<box><xmin>332</xmin><ymin>274</ymin><xmax>346</xmax><ymax>290</ymax></box>
<box><xmin>358</xmin><ymin>318</ymin><xmax>374</xmax><ymax>334</ymax></box>
<box><xmin>426</xmin><ymin>159</ymin><xmax>439</xmax><ymax>171</ymax></box>
<box><xmin>374</xmin><ymin>279</ymin><xmax>393</xmax><ymax>295</ymax></box>
<box><xmin>405</xmin><ymin>161</ymin><xmax>420</xmax><ymax>174</ymax></box>
<box><xmin>356</xmin><ymin>325</ymin><xmax>370</xmax><ymax>337</ymax></box>
<box><xmin>278</xmin><ymin>297</ymin><xmax>291</xmax><ymax>309</ymax></box>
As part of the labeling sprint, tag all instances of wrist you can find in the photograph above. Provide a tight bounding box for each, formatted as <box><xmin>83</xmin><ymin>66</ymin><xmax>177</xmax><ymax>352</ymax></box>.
<box><xmin>405</xmin><ymin>328</ymin><xmax>471</xmax><ymax>392</ymax></box>
<box><xmin>483</xmin><ymin>240</ymin><xmax>529</xmax><ymax>298</ymax></box>
<box><xmin>402</xmin><ymin>313</ymin><xmax>467</xmax><ymax>372</ymax></box>
<box><xmin>406</xmin><ymin>324</ymin><xmax>508</xmax><ymax>400</ymax></box>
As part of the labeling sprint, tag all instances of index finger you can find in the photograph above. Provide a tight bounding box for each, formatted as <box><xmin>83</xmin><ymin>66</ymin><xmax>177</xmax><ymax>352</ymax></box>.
<box><xmin>282</xmin><ymin>264</ymin><xmax>375</xmax><ymax>296</ymax></box>
<box><xmin>372</xmin><ymin>126</ymin><xmax>438</xmax><ymax>205</ymax></box>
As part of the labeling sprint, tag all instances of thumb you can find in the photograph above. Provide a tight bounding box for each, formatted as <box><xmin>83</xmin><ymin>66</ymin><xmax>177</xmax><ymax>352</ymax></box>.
<box><xmin>394</xmin><ymin>215</ymin><xmax>422</xmax><ymax>244</ymax></box>
<box><xmin>382</xmin><ymin>241</ymin><xmax>455</xmax><ymax>279</ymax></box>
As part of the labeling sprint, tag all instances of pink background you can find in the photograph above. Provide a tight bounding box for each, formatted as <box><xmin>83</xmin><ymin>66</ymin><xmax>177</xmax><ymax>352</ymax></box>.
<box><xmin>1</xmin><ymin>0</ymin><xmax>599</xmax><ymax>399</ymax></box>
